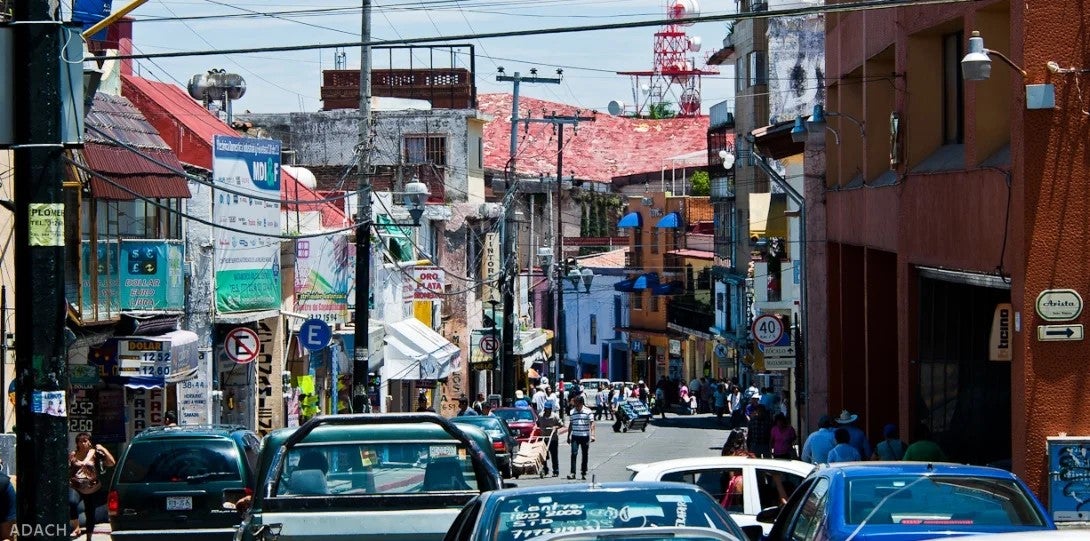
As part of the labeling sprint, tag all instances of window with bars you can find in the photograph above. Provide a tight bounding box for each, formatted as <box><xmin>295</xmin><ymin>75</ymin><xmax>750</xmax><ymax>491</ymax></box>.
<box><xmin>651</xmin><ymin>229</ymin><xmax>660</xmax><ymax>254</ymax></box>
<box><xmin>650</xmin><ymin>296</ymin><xmax>660</xmax><ymax>313</ymax></box>
<box><xmin>404</xmin><ymin>136</ymin><xmax>448</xmax><ymax>166</ymax></box>
<box><xmin>589</xmin><ymin>314</ymin><xmax>597</xmax><ymax>345</ymax></box>
<box><xmin>633</xmin><ymin>292</ymin><xmax>644</xmax><ymax>310</ymax></box>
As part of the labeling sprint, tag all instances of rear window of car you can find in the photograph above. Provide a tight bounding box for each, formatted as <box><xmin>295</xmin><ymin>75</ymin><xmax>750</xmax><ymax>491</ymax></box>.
<box><xmin>119</xmin><ymin>439</ymin><xmax>242</xmax><ymax>483</ymax></box>
<box><xmin>846</xmin><ymin>475</ymin><xmax>1047</xmax><ymax>527</ymax></box>
<box><xmin>274</xmin><ymin>442</ymin><xmax>480</xmax><ymax>496</ymax></box>
<box><xmin>495</xmin><ymin>409</ymin><xmax>535</xmax><ymax>422</ymax></box>
<box><xmin>492</xmin><ymin>489</ymin><xmax>727</xmax><ymax>540</ymax></box>
<box><xmin>453</xmin><ymin>418</ymin><xmax>508</xmax><ymax>436</ymax></box>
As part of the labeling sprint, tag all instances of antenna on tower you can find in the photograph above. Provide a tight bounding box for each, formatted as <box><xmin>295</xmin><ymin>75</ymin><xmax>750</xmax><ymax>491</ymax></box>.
<box><xmin>614</xmin><ymin>0</ymin><xmax>719</xmax><ymax>118</ymax></box>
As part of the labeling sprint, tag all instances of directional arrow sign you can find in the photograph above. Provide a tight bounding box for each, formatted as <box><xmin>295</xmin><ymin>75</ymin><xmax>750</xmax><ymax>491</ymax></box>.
<box><xmin>1037</xmin><ymin>324</ymin><xmax>1084</xmax><ymax>342</ymax></box>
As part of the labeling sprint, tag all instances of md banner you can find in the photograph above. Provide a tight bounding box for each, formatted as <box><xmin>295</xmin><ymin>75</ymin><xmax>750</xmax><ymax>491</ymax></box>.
<box><xmin>212</xmin><ymin>135</ymin><xmax>281</xmax><ymax>313</ymax></box>
<box><xmin>120</xmin><ymin>240</ymin><xmax>184</xmax><ymax>311</ymax></box>
<box><xmin>294</xmin><ymin>234</ymin><xmax>353</xmax><ymax>323</ymax></box>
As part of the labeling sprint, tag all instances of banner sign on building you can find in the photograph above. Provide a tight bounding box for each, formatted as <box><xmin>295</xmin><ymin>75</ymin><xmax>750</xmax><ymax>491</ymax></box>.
<box><xmin>126</xmin><ymin>387</ymin><xmax>165</xmax><ymax>435</ymax></box>
<box><xmin>120</xmin><ymin>240</ymin><xmax>185</xmax><ymax>311</ymax></box>
<box><xmin>179</xmin><ymin>348</ymin><xmax>213</xmax><ymax>426</ymax></box>
<box><xmin>294</xmin><ymin>234</ymin><xmax>353</xmax><ymax>323</ymax></box>
<box><xmin>413</xmin><ymin>267</ymin><xmax>445</xmax><ymax>300</ymax></box>
<box><xmin>212</xmin><ymin>135</ymin><xmax>281</xmax><ymax>313</ymax></box>
<box><xmin>482</xmin><ymin>232</ymin><xmax>501</xmax><ymax>302</ymax></box>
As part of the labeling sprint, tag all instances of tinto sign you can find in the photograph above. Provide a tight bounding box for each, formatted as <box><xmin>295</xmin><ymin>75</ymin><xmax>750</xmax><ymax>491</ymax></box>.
<box><xmin>413</xmin><ymin>267</ymin><xmax>446</xmax><ymax>300</ymax></box>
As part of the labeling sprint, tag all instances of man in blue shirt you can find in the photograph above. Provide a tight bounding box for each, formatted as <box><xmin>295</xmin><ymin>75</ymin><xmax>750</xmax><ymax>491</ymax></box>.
<box><xmin>800</xmin><ymin>414</ymin><xmax>836</xmax><ymax>464</ymax></box>
<box><xmin>834</xmin><ymin>410</ymin><xmax>871</xmax><ymax>459</ymax></box>
<box><xmin>456</xmin><ymin>397</ymin><xmax>479</xmax><ymax>416</ymax></box>
<box><xmin>827</xmin><ymin>428</ymin><xmax>862</xmax><ymax>463</ymax></box>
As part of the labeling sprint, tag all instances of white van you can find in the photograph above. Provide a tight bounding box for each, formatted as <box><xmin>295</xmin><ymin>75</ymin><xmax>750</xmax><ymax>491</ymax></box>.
<box><xmin>579</xmin><ymin>378</ymin><xmax>611</xmax><ymax>407</ymax></box>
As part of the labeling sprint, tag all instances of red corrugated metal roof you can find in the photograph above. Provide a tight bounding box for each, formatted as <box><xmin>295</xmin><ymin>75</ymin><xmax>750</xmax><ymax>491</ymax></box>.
<box><xmin>121</xmin><ymin>75</ymin><xmax>345</xmax><ymax>227</ymax></box>
<box><xmin>83</xmin><ymin>143</ymin><xmax>192</xmax><ymax>200</ymax></box>
<box><xmin>479</xmin><ymin>93</ymin><xmax>710</xmax><ymax>183</ymax></box>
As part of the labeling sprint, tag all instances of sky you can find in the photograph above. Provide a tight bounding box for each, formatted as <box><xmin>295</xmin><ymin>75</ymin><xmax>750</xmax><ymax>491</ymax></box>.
<box><xmin>117</xmin><ymin>0</ymin><xmax>740</xmax><ymax>115</ymax></box>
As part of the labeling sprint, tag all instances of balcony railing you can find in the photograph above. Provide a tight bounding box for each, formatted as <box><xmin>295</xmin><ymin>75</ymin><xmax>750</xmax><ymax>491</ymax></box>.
<box><xmin>667</xmin><ymin>297</ymin><xmax>713</xmax><ymax>334</ymax></box>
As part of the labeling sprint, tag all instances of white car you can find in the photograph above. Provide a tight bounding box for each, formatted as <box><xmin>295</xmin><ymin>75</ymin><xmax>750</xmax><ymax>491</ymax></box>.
<box><xmin>627</xmin><ymin>456</ymin><xmax>815</xmax><ymax>535</ymax></box>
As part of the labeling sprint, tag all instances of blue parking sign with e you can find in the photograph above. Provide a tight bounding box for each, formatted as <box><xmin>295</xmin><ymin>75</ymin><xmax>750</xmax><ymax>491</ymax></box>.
<box><xmin>299</xmin><ymin>318</ymin><xmax>332</xmax><ymax>352</ymax></box>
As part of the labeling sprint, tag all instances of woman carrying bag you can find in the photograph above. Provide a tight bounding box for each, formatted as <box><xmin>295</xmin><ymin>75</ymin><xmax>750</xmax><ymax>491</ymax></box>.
<box><xmin>68</xmin><ymin>432</ymin><xmax>115</xmax><ymax>539</ymax></box>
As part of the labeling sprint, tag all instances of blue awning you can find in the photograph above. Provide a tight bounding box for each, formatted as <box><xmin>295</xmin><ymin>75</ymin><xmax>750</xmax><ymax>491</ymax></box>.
<box><xmin>652</xmin><ymin>281</ymin><xmax>685</xmax><ymax>296</ymax></box>
<box><xmin>617</xmin><ymin>212</ymin><xmax>642</xmax><ymax>228</ymax></box>
<box><xmin>656</xmin><ymin>211</ymin><xmax>681</xmax><ymax>229</ymax></box>
<box><xmin>632</xmin><ymin>273</ymin><xmax>660</xmax><ymax>290</ymax></box>
<box><xmin>614</xmin><ymin>279</ymin><xmax>636</xmax><ymax>292</ymax></box>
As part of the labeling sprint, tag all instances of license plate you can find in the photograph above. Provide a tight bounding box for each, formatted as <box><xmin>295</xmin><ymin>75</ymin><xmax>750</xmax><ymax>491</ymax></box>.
<box><xmin>165</xmin><ymin>496</ymin><xmax>192</xmax><ymax>511</ymax></box>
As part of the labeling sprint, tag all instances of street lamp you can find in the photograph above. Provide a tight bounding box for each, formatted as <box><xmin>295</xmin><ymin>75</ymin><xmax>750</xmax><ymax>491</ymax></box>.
<box><xmin>403</xmin><ymin>179</ymin><xmax>429</xmax><ymax>226</ymax></box>
<box><xmin>960</xmin><ymin>30</ymin><xmax>1025</xmax><ymax>81</ymax></box>
<box><xmin>790</xmin><ymin>104</ymin><xmax>865</xmax><ymax>146</ymax></box>
<box><xmin>567</xmin><ymin>267</ymin><xmax>595</xmax><ymax>293</ymax></box>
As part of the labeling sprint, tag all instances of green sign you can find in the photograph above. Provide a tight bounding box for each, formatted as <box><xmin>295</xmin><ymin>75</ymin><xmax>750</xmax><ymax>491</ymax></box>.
<box><xmin>120</xmin><ymin>240</ymin><xmax>185</xmax><ymax>310</ymax></box>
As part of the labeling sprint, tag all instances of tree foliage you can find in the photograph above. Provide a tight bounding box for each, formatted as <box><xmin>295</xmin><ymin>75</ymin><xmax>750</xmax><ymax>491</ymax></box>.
<box><xmin>689</xmin><ymin>170</ymin><xmax>710</xmax><ymax>196</ymax></box>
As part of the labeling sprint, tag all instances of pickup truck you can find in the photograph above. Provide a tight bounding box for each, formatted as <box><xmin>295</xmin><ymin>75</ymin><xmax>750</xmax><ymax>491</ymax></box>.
<box><xmin>235</xmin><ymin>413</ymin><xmax>503</xmax><ymax>541</ymax></box>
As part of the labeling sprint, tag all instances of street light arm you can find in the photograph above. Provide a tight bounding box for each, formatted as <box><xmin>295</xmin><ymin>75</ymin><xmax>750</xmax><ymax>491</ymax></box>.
<box><xmin>824</xmin><ymin>111</ymin><xmax>865</xmax><ymax>137</ymax></box>
<box><xmin>986</xmin><ymin>49</ymin><xmax>1027</xmax><ymax>77</ymax></box>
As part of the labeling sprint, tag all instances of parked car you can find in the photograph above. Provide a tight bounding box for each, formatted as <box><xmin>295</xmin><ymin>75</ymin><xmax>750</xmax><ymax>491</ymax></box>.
<box><xmin>492</xmin><ymin>407</ymin><xmax>538</xmax><ymax>442</ymax></box>
<box><xmin>578</xmin><ymin>378</ymin><xmax>610</xmax><ymax>407</ymax></box>
<box><xmin>236</xmin><ymin>413</ymin><xmax>502</xmax><ymax>541</ymax></box>
<box><xmin>452</xmin><ymin>415</ymin><xmax>519</xmax><ymax>478</ymax></box>
<box><xmin>443</xmin><ymin>481</ymin><xmax>757</xmax><ymax>541</ymax></box>
<box><xmin>108</xmin><ymin>424</ymin><xmax>260</xmax><ymax>541</ymax></box>
<box><xmin>945</xmin><ymin>532</ymin><xmax>1088</xmax><ymax>541</ymax></box>
<box><xmin>533</xmin><ymin>526</ymin><xmax>742</xmax><ymax>541</ymax></box>
<box><xmin>757</xmin><ymin>462</ymin><xmax>1056</xmax><ymax>541</ymax></box>
<box><xmin>627</xmin><ymin>456</ymin><xmax>814</xmax><ymax>535</ymax></box>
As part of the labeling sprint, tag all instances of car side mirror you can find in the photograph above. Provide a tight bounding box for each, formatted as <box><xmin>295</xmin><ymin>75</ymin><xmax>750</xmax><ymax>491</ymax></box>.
<box><xmin>755</xmin><ymin>506</ymin><xmax>781</xmax><ymax>524</ymax></box>
<box><xmin>741</xmin><ymin>524</ymin><xmax>763</xmax><ymax>541</ymax></box>
<box><xmin>502</xmin><ymin>481</ymin><xmax>518</xmax><ymax>489</ymax></box>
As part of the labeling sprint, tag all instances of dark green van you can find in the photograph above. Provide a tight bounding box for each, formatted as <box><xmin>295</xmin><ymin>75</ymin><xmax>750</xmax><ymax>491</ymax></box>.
<box><xmin>237</xmin><ymin>413</ymin><xmax>502</xmax><ymax>541</ymax></box>
<box><xmin>108</xmin><ymin>425</ymin><xmax>260</xmax><ymax>541</ymax></box>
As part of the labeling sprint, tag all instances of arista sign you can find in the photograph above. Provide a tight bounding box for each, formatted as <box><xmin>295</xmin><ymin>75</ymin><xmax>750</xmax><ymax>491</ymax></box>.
<box><xmin>413</xmin><ymin>267</ymin><xmax>445</xmax><ymax>300</ymax></box>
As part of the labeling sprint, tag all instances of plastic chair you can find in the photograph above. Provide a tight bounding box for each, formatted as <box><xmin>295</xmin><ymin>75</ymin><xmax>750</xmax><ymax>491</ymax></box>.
<box><xmin>422</xmin><ymin>458</ymin><xmax>471</xmax><ymax>491</ymax></box>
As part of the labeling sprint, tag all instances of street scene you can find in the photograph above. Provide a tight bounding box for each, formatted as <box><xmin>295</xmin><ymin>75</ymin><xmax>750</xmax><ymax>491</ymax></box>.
<box><xmin>4</xmin><ymin>0</ymin><xmax>1090</xmax><ymax>539</ymax></box>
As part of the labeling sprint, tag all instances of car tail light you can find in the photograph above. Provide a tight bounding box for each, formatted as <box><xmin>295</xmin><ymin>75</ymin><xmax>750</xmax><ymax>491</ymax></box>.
<box><xmin>493</xmin><ymin>441</ymin><xmax>507</xmax><ymax>452</ymax></box>
<box><xmin>108</xmin><ymin>490</ymin><xmax>119</xmax><ymax>517</ymax></box>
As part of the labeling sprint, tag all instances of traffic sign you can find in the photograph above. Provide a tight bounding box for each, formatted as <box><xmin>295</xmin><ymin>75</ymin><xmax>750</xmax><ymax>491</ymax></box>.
<box><xmin>224</xmin><ymin>327</ymin><xmax>260</xmax><ymax>364</ymax></box>
<box><xmin>1036</xmin><ymin>289</ymin><xmax>1083</xmax><ymax>321</ymax></box>
<box><xmin>1037</xmin><ymin>324</ymin><xmax>1084</xmax><ymax>342</ymax></box>
<box><xmin>479</xmin><ymin>335</ymin><xmax>498</xmax><ymax>355</ymax></box>
<box><xmin>299</xmin><ymin>318</ymin><xmax>332</xmax><ymax>352</ymax></box>
<box><xmin>762</xmin><ymin>345</ymin><xmax>795</xmax><ymax>358</ymax></box>
<box><xmin>752</xmin><ymin>315</ymin><xmax>784</xmax><ymax>346</ymax></box>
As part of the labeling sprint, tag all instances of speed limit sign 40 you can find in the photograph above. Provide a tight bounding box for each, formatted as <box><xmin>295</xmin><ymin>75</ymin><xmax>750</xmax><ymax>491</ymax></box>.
<box><xmin>752</xmin><ymin>315</ymin><xmax>784</xmax><ymax>346</ymax></box>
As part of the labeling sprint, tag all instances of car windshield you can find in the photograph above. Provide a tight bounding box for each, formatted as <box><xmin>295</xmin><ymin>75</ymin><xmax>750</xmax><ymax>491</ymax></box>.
<box><xmin>274</xmin><ymin>442</ymin><xmax>480</xmax><ymax>496</ymax></box>
<box><xmin>492</xmin><ymin>489</ymin><xmax>729</xmax><ymax>541</ymax></box>
<box><xmin>495</xmin><ymin>409</ymin><xmax>535</xmax><ymax>422</ymax></box>
<box><xmin>119</xmin><ymin>439</ymin><xmax>242</xmax><ymax>483</ymax></box>
<box><xmin>453</xmin><ymin>418</ymin><xmax>509</xmax><ymax>437</ymax></box>
<box><xmin>847</xmin><ymin>475</ymin><xmax>1047</xmax><ymax>527</ymax></box>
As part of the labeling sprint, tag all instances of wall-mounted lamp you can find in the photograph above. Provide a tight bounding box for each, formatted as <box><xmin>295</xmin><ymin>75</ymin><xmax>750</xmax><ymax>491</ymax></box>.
<box><xmin>961</xmin><ymin>31</ymin><xmax>1026</xmax><ymax>81</ymax></box>
<box><xmin>790</xmin><ymin>104</ymin><xmax>865</xmax><ymax>146</ymax></box>
<box><xmin>718</xmin><ymin>149</ymin><xmax>736</xmax><ymax>170</ymax></box>
<box><xmin>402</xmin><ymin>179</ymin><xmax>430</xmax><ymax>226</ymax></box>
<box><xmin>537</xmin><ymin>247</ymin><xmax>554</xmax><ymax>270</ymax></box>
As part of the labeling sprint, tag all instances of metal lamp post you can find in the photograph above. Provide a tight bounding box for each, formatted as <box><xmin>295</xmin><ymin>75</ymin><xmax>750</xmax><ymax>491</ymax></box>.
<box><xmin>565</xmin><ymin>266</ymin><xmax>595</xmax><ymax>380</ymax></box>
<box><xmin>537</xmin><ymin>248</ymin><xmax>555</xmax><ymax>381</ymax></box>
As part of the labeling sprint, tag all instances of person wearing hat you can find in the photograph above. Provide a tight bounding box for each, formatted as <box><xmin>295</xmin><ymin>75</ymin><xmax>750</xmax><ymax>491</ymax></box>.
<box><xmin>872</xmin><ymin>423</ymin><xmax>907</xmax><ymax>461</ymax></box>
<box><xmin>800</xmin><ymin>414</ymin><xmax>836</xmax><ymax>464</ymax></box>
<box><xmin>535</xmin><ymin>404</ymin><xmax>564</xmax><ymax>477</ymax></box>
<box><xmin>513</xmin><ymin>390</ymin><xmax>530</xmax><ymax>408</ymax></box>
<box><xmin>835</xmin><ymin>410</ymin><xmax>871</xmax><ymax>459</ymax></box>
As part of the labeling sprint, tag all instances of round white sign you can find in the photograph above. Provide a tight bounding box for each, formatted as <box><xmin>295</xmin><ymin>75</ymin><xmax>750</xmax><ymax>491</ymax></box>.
<box><xmin>752</xmin><ymin>315</ymin><xmax>784</xmax><ymax>347</ymax></box>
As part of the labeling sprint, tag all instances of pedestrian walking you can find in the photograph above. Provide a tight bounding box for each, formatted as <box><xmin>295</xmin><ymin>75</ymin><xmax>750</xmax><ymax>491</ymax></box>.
<box><xmin>654</xmin><ymin>385</ymin><xmax>666</xmax><ymax>419</ymax></box>
<box><xmin>827</xmin><ymin>428</ymin><xmax>862</xmax><ymax>463</ymax></box>
<box><xmin>456</xmin><ymin>397</ymin><xmax>479</xmax><ymax>416</ymax></box>
<box><xmin>770</xmin><ymin>413</ymin><xmax>798</xmax><ymax>459</ymax></box>
<box><xmin>746</xmin><ymin>404</ymin><xmax>773</xmax><ymax>458</ymax></box>
<box><xmin>594</xmin><ymin>384</ymin><xmax>608</xmax><ymax>420</ymax></box>
<box><xmin>872</xmin><ymin>423</ymin><xmax>908</xmax><ymax>461</ymax></box>
<box><xmin>800</xmin><ymin>414</ymin><xmax>836</xmax><ymax>464</ymax></box>
<box><xmin>834</xmin><ymin>410</ymin><xmax>872</xmax><ymax>459</ymax></box>
<box><xmin>68</xmin><ymin>432</ymin><xmax>115</xmax><ymax>540</ymax></box>
<box><xmin>566</xmin><ymin>396</ymin><xmax>596</xmax><ymax>480</ymax></box>
<box><xmin>536</xmin><ymin>405</ymin><xmax>565</xmax><ymax>477</ymax></box>
<box><xmin>903</xmin><ymin>424</ymin><xmax>947</xmax><ymax>462</ymax></box>
<box><xmin>727</xmin><ymin>385</ymin><xmax>743</xmax><ymax>421</ymax></box>
<box><xmin>605</xmin><ymin>387</ymin><xmax>617</xmax><ymax>420</ymax></box>
<box><xmin>721</xmin><ymin>429</ymin><xmax>753</xmax><ymax>457</ymax></box>
<box><xmin>713</xmin><ymin>384</ymin><xmax>728</xmax><ymax>423</ymax></box>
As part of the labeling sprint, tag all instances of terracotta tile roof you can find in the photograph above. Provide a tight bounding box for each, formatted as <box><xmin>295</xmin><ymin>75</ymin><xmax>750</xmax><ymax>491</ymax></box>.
<box><xmin>576</xmin><ymin>248</ymin><xmax>628</xmax><ymax>269</ymax></box>
<box><xmin>479</xmin><ymin>93</ymin><xmax>709</xmax><ymax>183</ymax></box>
<box><xmin>122</xmin><ymin>75</ymin><xmax>345</xmax><ymax>227</ymax></box>
<box><xmin>667</xmin><ymin>248</ymin><xmax>714</xmax><ymax>260</ymax></box>
<box><xmin>83</xmin><ymin>93</ymin><xmax>191</xmax><ymax>200</ymax></box>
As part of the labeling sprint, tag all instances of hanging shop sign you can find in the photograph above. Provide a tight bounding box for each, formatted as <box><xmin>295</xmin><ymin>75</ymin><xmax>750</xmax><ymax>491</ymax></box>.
<box><xmin>212</xmin><ymin>135</ymin><xmax>281</xmax><ymax>313</ymax></box>
<box><xmin>413</xmin><ymin>267</ymin><xmax>446</xmax><ymax>300</ymax></box>
<box><xmin>294</xmin><ymin>234</ymin><xmax>352</xmax><ymax>323</ymax></box>
<box><xmin>119</xmin><ymin>240</ymin><xmax>185</xmax><ymax>311</ymax></box>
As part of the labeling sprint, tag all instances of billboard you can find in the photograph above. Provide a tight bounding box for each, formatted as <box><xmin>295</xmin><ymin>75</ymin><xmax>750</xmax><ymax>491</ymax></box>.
<box><xmin>212</xmin><ymin>135</ymin><xmax>281</xmax><ymax>313</ymax></box>
<box><xmin>294</xmin><ymin>234</ymin><xmax>353</xmax><ymax>323</ymax></box>
<box><xmin>120</xmin><ymin>240</ymin><xmax>185</xmax><ymax>311</ymax></box>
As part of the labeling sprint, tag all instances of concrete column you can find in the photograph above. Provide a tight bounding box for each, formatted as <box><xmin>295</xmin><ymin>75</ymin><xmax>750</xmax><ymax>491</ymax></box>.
<box><xmin>802</xmin><ymin>133</ymin><xmax>828</xmax><ymax>435</ymax></box>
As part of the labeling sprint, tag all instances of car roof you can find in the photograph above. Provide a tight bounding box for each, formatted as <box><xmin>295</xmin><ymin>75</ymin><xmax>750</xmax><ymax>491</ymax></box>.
<box><xmin>131</xmin><ymin>425</ymin><xmax>252</xmax><ymax>440</ymax></box>
<box><xmin>263</xmin><ymin>421</ymin><xmax>491</xmax><ymax>447</ymax></box>
<box><xmin>482</xmin><ymin>480</ymin><xmax>719</xmax><ymax>499</ymax></box>
<box><xmin>628</xmin><ymin>456</ymin><xmax>816</xmax><ymax>476</ymax></box>
<box><xmin>943</xmin><ymin>531</ymin><xmax>1084</xmax><ymax>540</ymax></box>
<box><xmin>816</xmin><ymin>461</ymin><xmax>1020</xmax><ymax>480</ymax></box>
<box><xmin>452</xmin><ymin>416</ymin><xmax>504</xmax><ymax>426</ymax></box>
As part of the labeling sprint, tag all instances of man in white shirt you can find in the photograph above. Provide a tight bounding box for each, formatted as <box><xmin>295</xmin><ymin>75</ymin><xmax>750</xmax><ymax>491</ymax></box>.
<box><xmin>566</xmin><ymin>396</ymin><xmax>596</xmax><ymax>480</ymax></box>
<box><xmin>532</xmin><ymin>386</ymin><xmax>548</xmax><ymax>413</ymax></box>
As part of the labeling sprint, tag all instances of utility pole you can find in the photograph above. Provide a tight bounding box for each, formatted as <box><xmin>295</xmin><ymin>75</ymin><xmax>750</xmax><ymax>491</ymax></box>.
<box><xmin>353</xmin><ymin>0</ymin><xmax>373</xmax><ymax>413</ymax></box>
<box><xmin>540</xmin><ymin>113</ymin><xmax>594</xmax><ymax>382</ymax></box>
<box><xmin>13</xmin><ymin>0</ymin><xmax>70</xmax><ymax>535</ymax></box>
<box><xmin>495</xmin><ymin>70</ymin><xmax>560</xmax><ymax>403</ymax></box>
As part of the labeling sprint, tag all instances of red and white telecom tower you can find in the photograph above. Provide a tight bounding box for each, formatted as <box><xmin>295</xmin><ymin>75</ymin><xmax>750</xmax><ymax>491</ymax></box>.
<box><xmin>614</xmin><ymin>0</ymin><xmax>718</xmax><ymax>117</ymax></box>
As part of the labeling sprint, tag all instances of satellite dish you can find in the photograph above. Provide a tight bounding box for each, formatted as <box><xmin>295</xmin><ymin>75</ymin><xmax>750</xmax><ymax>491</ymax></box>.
<box><xmin>669</xmin><ymin>0</ymin><xmax>699</xmax><ymax>26</ymax></box>
<box><xmin>607</xmin><ymin>100</ymin><xmax>625</xmax><ymax>116</ymax></box>
<box><xmin>679</xmin><ymin>88</ymin><xmax>701</xmax><ymax>115</ymax></box>
<box><xmin>640</xmin><ymin>83</ymin><xmax>651</xmax><ymax>94</ymax></box>
<box><xmin>689</xmin><ymin>36</ymin><xmax>702</xmax><ymax>52</ymax></box>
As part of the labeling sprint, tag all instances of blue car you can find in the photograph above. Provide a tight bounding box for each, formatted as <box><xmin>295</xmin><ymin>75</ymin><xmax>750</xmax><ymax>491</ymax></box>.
<box><xmin>444</xmin><ymin>481</ymin><xmax>756</xmax><ymax>541</ymax></box>
<box><xmin>757</xmin><ymin>462</ymin><xmax>1055</xmax><ymax>541</ymax></box>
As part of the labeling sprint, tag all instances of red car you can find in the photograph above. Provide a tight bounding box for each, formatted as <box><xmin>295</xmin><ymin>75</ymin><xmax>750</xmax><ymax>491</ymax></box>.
<box><xmin>491</xmin><ymin>407</ymin><xmax>538</xmax><ymax>442</ymax></box>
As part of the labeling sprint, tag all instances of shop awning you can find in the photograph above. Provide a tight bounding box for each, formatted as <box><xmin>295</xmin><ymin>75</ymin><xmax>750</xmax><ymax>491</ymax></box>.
<box><xmin>383</xmin><ymin>318</ymin><xmax>460</xmax><ymax>380</ymax></box>
<box><xmin>614</xmin><ymin>279</ymin><xmax>636</xmax><ymax>292</ymax></box>
<box><xmin>617</xmin><ymin>212</ymin><xmax>642</xmax><ymax>229</ymax></box>
<box><xmin>656</xmin><ymin>211</ymin><xmax>681</xmax><ymax>229</ymax></box>
<box><xmin>632</xmin><ymin>273</ymin><xmax>660</xmax><ymax>290</ymax></box>
<box><xmin>652</xmin><ymin>281</ymin><xmax>685</xmax><ymax>296</ymax></box>
<box><xmin>748</xmin><ymin>192</ymin><xmax>787</xmax><ymax>239</ymax></box>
